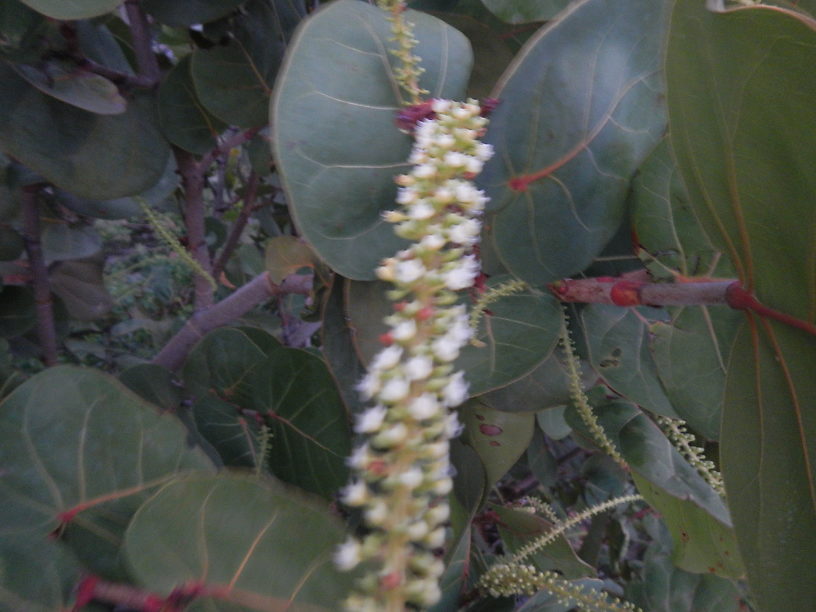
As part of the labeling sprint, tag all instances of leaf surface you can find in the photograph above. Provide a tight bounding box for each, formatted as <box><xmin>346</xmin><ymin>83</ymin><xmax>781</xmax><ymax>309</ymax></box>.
<box><xmin>124</xmin><ymin>473</ymin><xmax>356</xmax><ymax>610</ymax></box>
<box><xmin>272</xmin><ymin>0</ymin><xmax>472</xmax><ymax>279</ymax></box>
<box><xmin>667</xmin><ymin>2</ymin><xmax>816</xmax><ymax>605</ymax></box>
<box><xmin>481</xmin><ymin>0</ymin><xmax>669</xmax><ymax>285</ymax></box>
<box><xmin>18</xmin><ymin>0</ymin><xmax>120</xmax><ymax>20</ymax></box>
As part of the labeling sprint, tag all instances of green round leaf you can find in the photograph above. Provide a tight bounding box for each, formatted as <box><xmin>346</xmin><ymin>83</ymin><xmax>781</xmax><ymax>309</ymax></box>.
<box><xmin>49</xmin><ymin>258</ymin><xmax>113</xmax><ymax>321</ymax></box>
<box><xmin>184</xmin><ymin>328</ymin><xmax>351</xmax><ymax>498</ymax></box>
<box><xmin>123</xmin><ymin>473</ymin><xmax>356</xmax><ymax>609</ymax></box>
<box><xmin>0</xmin><ymin>536</ymin><xmax>81</xmax><ymax>611</ymax></box>
<box><xmin>0</xmin><ymin>64</ymin><xmax>171</xmax><ymax>200</ymax></box>
<box><xmin>158</xmin><ymin>55</ymin><xmax>226</xmax><ymax>154</ymax></box>
<box><xmin>41</xmin><ymin>223</ymin><xmax>101</xmax><ymax>263</ymax></box>
<box><xmin>480</xmin><ymin>0</ymin><xmax>669</xmax><ymax>285</ymax></box>
<box><xmin>272</xmin><ymin>0</ymin><xmax>473</xmax><ymax>279</ymax></box>
<box><xmin>19</xmin><ymin>0</ymin><xmax>121</xmax><ymax>20</ymax></box>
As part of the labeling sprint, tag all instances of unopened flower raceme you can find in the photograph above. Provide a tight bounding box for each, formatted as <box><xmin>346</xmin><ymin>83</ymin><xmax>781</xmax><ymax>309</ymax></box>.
<box><xmin>335</xmin><ymin>98</ymin><xmax>493</xmax><ymax>611</ymax></box>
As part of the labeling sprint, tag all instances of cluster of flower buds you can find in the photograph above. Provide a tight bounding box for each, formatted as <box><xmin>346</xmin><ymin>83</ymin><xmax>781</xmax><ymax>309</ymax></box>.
<box><xmin>335</xmin><ymin>98</ymin><xmax>492</xmax><ymax>610</ymax></box>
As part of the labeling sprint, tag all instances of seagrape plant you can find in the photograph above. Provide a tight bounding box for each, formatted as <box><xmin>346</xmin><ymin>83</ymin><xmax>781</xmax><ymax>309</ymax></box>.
<box><xmin>0</xmin><ymin>0</ymin><xmax>815</xmax><ymax>611</ymax></box>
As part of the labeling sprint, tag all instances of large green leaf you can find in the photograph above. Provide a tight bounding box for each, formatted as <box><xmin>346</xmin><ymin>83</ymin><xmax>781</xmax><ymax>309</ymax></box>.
<box><xmin>480</xmin><ymin>0</ymin><xmax>669</xmax><ymax>285</ymax></box>
<box><xmin>667</xmin><ymin>2</ymin><xmax>816</xmax><ymax>607</ymax></box>
<box><xmin>142</xmin><ymin>0</ymin><xmax>246</xmax><ymax>26</ymax></box>
<box><xmin>158</xmin><ymin>55</ymin><xmax>226</xmax><ymax>155</ymax></box>
<box><xmin>272</xmin><ymin>0</ymin><xmax>472</xmax><ymax>279</ymax></box>
<box><xmin>0</xmin><ymin>366</ymin><xmax>215</xmax><ymax>578</ymax></box>
<box><xmin>345</xmin><ymin>276</ymin><xmax>562</xmax><ymax>396</ymax></box>
<box><xmin>123</xmin><ymin>473</ymin><xmax>356</xmax><ymax>610</ymax></box>
<box><xmin>0</xmin><ymin>536</ymin><xmax>81</xmax><ymax>611</ymax></box>
<box><xmin>184</xmin><ymin>328</ymin><xmax>351</xmax><ymax>498</ymax></box>
<box><xmin>565</xmin><ymin>400</ymin><xmax>743</xmax><ymax>577</ymax></box>
<box><xmin>0</xmin><ymin>64</ymin><xmax>170</xmax><ymax>200</ymax></box>
<box><xmin>580</xmin><ymin>304</ymin><xmax>679</xmax><ymax>419</ymax></box>
<box><xmin>18</xmin><ymin>0</ymin><xmax>120</xmax><ymax>20</ymax></box>
<box><xmin>191</xmin><ymin>0</ymin><xmax>282</xmax><ymax>128</ymax></box>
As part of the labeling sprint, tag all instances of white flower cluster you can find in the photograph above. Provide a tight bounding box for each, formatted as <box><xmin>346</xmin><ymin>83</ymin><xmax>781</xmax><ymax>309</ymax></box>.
<box><xmin>335</xmin><ymin>99</ymin><xmax>492</xmax><ymax>610</ymax></box>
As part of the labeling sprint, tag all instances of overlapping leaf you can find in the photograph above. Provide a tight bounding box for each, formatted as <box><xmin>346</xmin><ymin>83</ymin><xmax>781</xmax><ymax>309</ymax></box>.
<box><xmin>124</xmin><ymin>473</ymin><xmax>356</xmax><ymax>610</ymax></box>
<box><xmin>0</xmin><ymin>64</ymin><xmax>170</xmax><ymax>200</ymax></box>
<box><xmin>580</xmin><ymin>304</ymin><xmax>679</xmax><ymax>419</ymax></box>
<box><xmin>667</xmin><ymin>1</ymin><xmax>816</xmax><ymax>606</ymax></box>
<box><xmin>142</xmin><ymin>0</ymin><xmax>246</xmax><ymax>27</ymax></box>
<box><xmin>158</xmin><ymin>55</ymin><xmax>226</xmax><ymax>154</ymax></box>
<box><xmin>479</xmin><ymin>0</ymin><xmax>670</xmax><ymax>286</ymax></box>
<box><xmin>0</xmin><ymin>536</ymin><xmax>81</xmax><ymax>611</ymax></box>
<box><xmin>480</xmin><ymin>0</ymin><xmax>570</xmax><ymax>23</ymax></box>
<box><xmin>0</xmin><ymin>366</ymin><xmax>215</xmax><ymax>578</ymax></box>
<box><xmin>272</xmin><ymin>0</ymin><xmax>472</xmax><ymax>279</ymax></box>
<box><xmin>345</xmin><ymin>276</ymin><xmax>562</xmax><ymax>395</ymax></box>
<box><xmin>184</xmin><ymin>328</ymin><xmax>351</xmax><ymax>498</ymax></box>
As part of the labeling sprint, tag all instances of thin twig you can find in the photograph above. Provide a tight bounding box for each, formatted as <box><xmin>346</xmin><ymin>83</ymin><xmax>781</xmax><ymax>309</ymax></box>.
<box><xmin>212</xmin><ymin>171</ymin><xmax>260</xmax><ymax>280</ymax></box>
<box><xmin>175</xmin><ymin>149</ymin><xmax>215</xmax><ymax>310</ymax></box>
<box><xmin>152</xmin><ymin>272</ymin><xmax>313</xmax><ymax>371</ymax></box>
<box><xmin>199</xmin><ymin>127</ymin><xmax>262</xmax><ymax>170</ymax></box>
<box><xmin>21</xmin><ymin>187</ymin><xmax>58</xmax><ymax>366</ymax></box>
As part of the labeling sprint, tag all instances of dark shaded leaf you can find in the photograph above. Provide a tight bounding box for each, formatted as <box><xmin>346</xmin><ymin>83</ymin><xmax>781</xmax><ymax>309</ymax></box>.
<box><xmin>0</xmin><ymin>536</ymin><xmax>80</xmax><ymax>611</ymax></box>
<box><xmin>142</xmin><ymin>0</ymin><xmax>247</xmax><ymax>27</ymax></box>
<box><xmin>18</xmin><ymin>0</ymin><xmax>120</xmax><ymax>20</ymax></box>
<box><xmin>49</xmin><ymin>258</ymin><xmax>113</xmax><ymax>321</ymax></box>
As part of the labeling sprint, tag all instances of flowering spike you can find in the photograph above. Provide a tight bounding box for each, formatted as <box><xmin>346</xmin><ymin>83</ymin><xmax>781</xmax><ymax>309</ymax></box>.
<box><xmin>337</xmin><ymin>99</ymin><xmax>492</xmax><ymax>610</ymax></box>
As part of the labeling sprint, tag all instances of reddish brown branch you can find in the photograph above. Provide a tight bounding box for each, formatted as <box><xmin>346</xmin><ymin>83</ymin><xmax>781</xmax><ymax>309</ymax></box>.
<box><xmin>212</xmin><ymin>171</ymin><xmax>260</xmax><ymax>280</ymax></box>
<box><xmin>124</xmin><ymin>0</ymin><xmax>160</xmax><ymax>84</ymax></box>
<box><xmin>175</xmin><ymin>149</ymin><xmax>215</xmax><ymax>310</ymax></box>
<box><xmin>73</xmin><ymin>575</ymin><xmax>202</xmax><ymax>612</ymax></box>
<box><xmin>550</xmin><ymin>276</ymin><xmax>816</xmax><ymax>338</ymax></box>
<box><xmin>550</xmin><ymin>277</ymin><xmax>734</xmax><ymax>306</ymax></box>
<box><xmin>21</xmin><ymin>187</ymin><xmax>58</xmax><ymax>366</ymax></box>
<box><xmin>152</xmin><ymin>272</ymin><xmax>313</xmax><ymax>371</ymax></box>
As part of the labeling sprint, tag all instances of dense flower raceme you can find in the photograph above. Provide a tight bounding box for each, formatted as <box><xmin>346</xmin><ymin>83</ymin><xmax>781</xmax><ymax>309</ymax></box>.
<box><xmin>335</xmin><ymin>99</ymin><xmax>492</xmax><ymax>610</ymax></box>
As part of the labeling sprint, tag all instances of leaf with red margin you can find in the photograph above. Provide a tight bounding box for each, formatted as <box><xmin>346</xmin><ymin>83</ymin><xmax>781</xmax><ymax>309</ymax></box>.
<box><xmin>0</xmin><ymin>366</ymin><xmax>216</xmax><ymax>577</ymax></box>
<box><xmin>666</xmin><ymin>2</ymin><xmax>816</xmax><ymax>608</ymax></box>
<box><xmin>479</xmin><ymin>0</ymin><xmax>670</xmax><ymax>286</ymax></box>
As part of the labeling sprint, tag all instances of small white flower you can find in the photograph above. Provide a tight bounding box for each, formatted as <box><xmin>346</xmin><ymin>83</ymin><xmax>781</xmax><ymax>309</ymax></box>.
<box><xmin>404</xmin><ymin>355</ymin><xmax>433</xmax><ymax>380</ymax></box>
<box><xmin>365</xmin><ymin>499</ymin><xmax>389</xmax><ymax>526</ymax></box>
<box><xmin>433</xmin><ymin>186</ymin><xmax>454</xmax><ymax>204</ymax></box>
<box><xmin>420</xmin><ymin>233</ymin><xmax>445</xmax><ymax>251</ymax></box>
<box><xmin>398</xmin><ymin>466</ymin><xmax>424</xmax><ymax>489</ymax></box>
<box><xmin>464</xmin><ymin>156</ymin><xmax>483</xmax><ymax>174</ymax></box>
<box><xmin>334</xmin><ymin>537</ymin><xmax>362</xmax><ymax>570</ymax></box>
<box><xmin>408</xmin><ymin>149</ymin><xmax>428</xmax><ymax>165</ymax></box>
<box><xmin>443</xmin><ymin>372</ymin><xmax>469</xmax><ymax>408</ymax></box>
<box><xmin>442</xmin><ymin>255</ymin><xmax>479</xmax><ymax>290</ymax></box>
<box><xmin>373</xmin><ymin>422</ymin><xmax>408</xmax><ymax>447</ymax></box>
<box><xmin>409</xmin><ymin>200</ymin><xmax>435</xmax><ymax>220</ymax></box>
<box><xmin>395</xmin><ymin>259</ymin><xmax>425</xmax><ymax>284</ymax></box>
<box><xmin>448</xmin><ymin>313</ymin><xmax>473</xmax><ymax>344</ymax></box>
<box><xmin>425</xmin><ymin>503</ymin><xmax>450</xmax><ymax>525</ymax></box>
<box><xmin>354</xmin><ymin>405</ymin><xmax>387</xmax><ymax>434</ymax></box>
<box><xmin>448</xmin><ymin>218</ymin><xmax>481</xmax><ymax>245</ymax></box>
<box><xmin>475</xmin><ymin>142</ymin><xmax>494</xmax><ymax>161</ymax></box>
<box><xmin>346</xmin><ymin>443</ymin><xmax>371</xmax><ymax>469</ymax></box>
<box><xmin>432</xmin><ymin>476</ymin><xmax>453</xmax><ymax>496</ymax></box>
<box><xmin>407</xmin><ymin>393</ymin><xmax>440</xmax><ymax>420</ymax></box>
<box><xmin>341</xmin><ymin>480</ymin><xmax>369</xmax><ymax>506</ymax></box>
<box><xmin>370</xmin><ymin>345</ymin><xmax>402</xmax><ymax>371</ymax></box>
<box><xmin>406</xmin><ymin>520</ymin><xmax>430</xmax><ymax>540</ymax></box>
<box><xmin>392</xmin><ymin>318</ymin><xmax>417</xmax><ymax>342</ymax></box>
<box><xmin>355</xmin><ymin>372</ymin><xmax>379</xmax><ymax>400</ymax></box>
<box><xmin>435</xmin><ymin>133</ymin><xmax>455</xmax><ymax>149</ymax></box>
<box><xmin>443</xmin><ymin>151</ymin><xmax>467</xmax><ymax>168</ymax></box>
<box><xmin>432</xmin><ymin>335</ymin><xmax>461</xmax><ymax>362</ymax></box>
<box><xmin>380</xmin><ymin>377</ymin><xmax>410</xmax><ymax>402</ymax></box>
<box><xmin>452</xmin><ymin>106</ymin><xmax>471</xmax><ymax>120</ymax></box>
<box><xmin>424</xmin><ymin>527</ymin><xmax>446</xmax><ymax>549</ymax></box>
<box><xmin>431</xmin><ymin>99</ymin><xmax>452</xmax><ymax>113</ymax></box>
<box><xmin>414</xmin><ymin>163</ymin><xmax>437</xmax><ymax>179</ymax></box>
<box><xmin>396</xmin><ymin>187</ymin><xmax>418</xmax><ymax>205</ymax></box>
